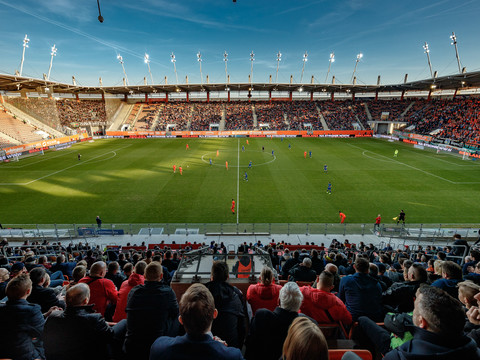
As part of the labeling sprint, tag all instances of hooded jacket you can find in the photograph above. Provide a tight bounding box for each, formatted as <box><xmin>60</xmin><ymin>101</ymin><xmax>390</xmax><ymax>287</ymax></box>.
<box><xmin>300</xmin><ymin>286</ymin><xmax>352</xmax><ymax>325</ymax></box>
<box><xmin>246</xmin><ymin>282</ymin><xmax>282</xmax><ymax>315</ymax></box>
<box><xmin>383</xmin><ymin>280</ymin><xmax>424</xmax><ymax>313</ymax></box>
<box><xmin>112</xmin><ymin>272</ymin><xmax>144</xmax><ymax>322</ymax></box>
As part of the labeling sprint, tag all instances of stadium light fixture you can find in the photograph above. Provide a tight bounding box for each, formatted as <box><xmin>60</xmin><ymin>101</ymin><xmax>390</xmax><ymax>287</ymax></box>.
<box><xmin>19</xmin><ymin>34</ymin><xmax>30</xmax><ymax>76</ymax></box>
<box><xmin>171</xmin><ymin>52</ymin><xmax>179</xmax><ymax>85</ymax></box>
<box><xmin>144</xmin><ymin>53</ymin><xmax>154</xmax><ymax>85</ymax></box>
<box><xmin>250</xmin><ymin>51</ymin><xmax>255</xmax><ymax>84</ymax></box>
<box><xmin>351</xmin><ymin>52</ymin><xmax>363</xmax><ymax>83</ymax></box>
<box><xmin>325</xmin><ymin>52</ymin><xmax>335</xmax><ymax>83</ymax></box>
<box><xmin>224</xmin><ymin>51</ymin><xmax>228</xmax><ymax>84</ymax></box>
<box><xmin>117</xmin><ymin>54</ymin><xmax>129</xmax><ymax>86</ymax></box>
<box><xmin>450</xmin><ymin>32</ymin><xmax>462</xmax><ymax>74</ymax></box>
<box><xmin>300</xmin><ymin>51</ymin><xmax>308</xmax><ymax>83</ymax></box>
<box><xmin>423</xmin><ymin>42</ymin><xmax>434</xmax><ymax>79</ymax></box>
<box><xmin>275</xmin><ymin>51</ymin><xmax>282</xmax><ymax>84</ymax></box>
<box><xmin>47</xmin><ymin>44</ymin><xmax>57</xmax><ymax>80</ymax></box>
<box><xmin>197</xmin><ymin>51</ymin><xmax>203</xmax><ymax>85</ymax></box>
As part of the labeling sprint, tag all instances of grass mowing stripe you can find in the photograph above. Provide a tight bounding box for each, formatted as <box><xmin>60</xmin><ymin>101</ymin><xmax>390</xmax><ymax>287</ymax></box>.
<box><xmin>237</xmin><ymin>138</ymin><xmax>240</xmax><ymax>224</ymax></box>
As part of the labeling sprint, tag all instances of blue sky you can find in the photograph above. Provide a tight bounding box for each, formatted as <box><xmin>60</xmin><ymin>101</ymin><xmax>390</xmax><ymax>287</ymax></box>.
<box><xmin>0</xmin><ymin>0</ymin><xmax>479</xmax><ymax>87</ymax></box>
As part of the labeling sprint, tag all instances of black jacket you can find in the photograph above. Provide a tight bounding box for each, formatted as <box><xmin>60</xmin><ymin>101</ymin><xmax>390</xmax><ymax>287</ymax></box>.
<box><xmin>205</xmin><ymin>280</ymin><xmax>247</xmax><ymax>349</ymax></box>
<box><xmin>382</xmin><ymin>280</ymin><xmax>423</xmax><ymax>313</ymax></box>
<box><xmin>0</xmin><ymin>299</ymin><xmax>45</xmax><ymax>360</ymax></box>
<box><xmin>289</xmin><ymin>265</ymin><xmax>317</xmax><ymax>282</ymax></box>
<box><xmin>27</xmin><ymin>285</ymin><xmax>65</xmax><ymax>313</ymax></box>
<box><xmin>281</xmin><ymin>258</ymin><xmax>299</xmax><ymax>278</ymax></box>
<box><xmin>124</xmin><ymin>281</ymin><xmax>179</xmax><ymax>360</ymax></box>
<box><xmin>43</xmin><ymin>306</ymin><xmax>114</xmax><ymax>360</ymax></box>
<box><xmin>105</xmin><ymin>271</ymin><xmax>126</xmax><ymax>291</ymax></box>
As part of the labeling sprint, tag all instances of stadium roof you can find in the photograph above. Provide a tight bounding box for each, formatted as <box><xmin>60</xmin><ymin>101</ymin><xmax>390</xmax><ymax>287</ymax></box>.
<box><xmin>1</xmin><ymin>71</ymin><xmax>480</xmax><ymax>95</ymax></box>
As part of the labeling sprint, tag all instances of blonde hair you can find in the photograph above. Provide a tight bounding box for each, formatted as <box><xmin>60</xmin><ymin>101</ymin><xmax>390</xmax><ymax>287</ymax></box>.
<box><xmin>282</xmin><ymin>317</ymin><xmax>328</xmax><ymax>360</ymax></box>
<box><xmin>434</xmin><ymin>260</ymin><xmax>444</xmax><ymax>275</ymax></box>
<box><xmin>260</xmin><ymin>266</ymin><xmax>274</xmax><ymax>286</ymax></box>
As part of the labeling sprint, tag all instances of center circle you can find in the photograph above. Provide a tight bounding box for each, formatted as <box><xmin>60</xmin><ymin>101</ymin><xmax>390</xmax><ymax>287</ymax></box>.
<box><xmin>201</xmin><ymin>150</ymin><xmax>277</xmax><ymax>168</ymax></box>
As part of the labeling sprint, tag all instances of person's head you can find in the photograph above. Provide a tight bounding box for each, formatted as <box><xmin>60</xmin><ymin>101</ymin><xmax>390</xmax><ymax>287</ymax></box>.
<box><xmin>325</xmin><ymin>263</ymin><xmax>338</xmax><ymax>275</ymax></box>
<box><xmin>377</xmin><ymin>263</ymin><xmax>386</xmax><ymax>275</ymax></box>
<box><xmin>354</xmin><ymin>257</ymin><xmax>370</xmax><ymax>274</ymax></box>
<box><xmin>66</xmin><ymin>283</ymin><xmax>90</xmax><ymax>307</ymax></box>
<box><xmin>437</xmin><ymin>251</ymin><xmax>446</xmax><ymax>261</ymax></box>
<box><xmin>72</xmin><ymin>265</ymin><xmax>87</xmax><ymax>283</ymax></box>
<box><xmin>317</xmin><ymin>271</ymin><xmax>334</xmax><ymax>292</ymax></box>
<box><xmin>458</xmin><ymin>280</ymin><xmax>480</xmax><ymax>308</ymax></box>
<box><xmin>90</xmin><ymin>261</ymin><xmax>107</xmax><ymax>277</ymax></box>
<box><xmin>77</xmin><ymin>260</ymin><xmax>88</xmax><ymax>268</ymax></box>
<box><xmin>453</xmin><ymin>234</ymin><xmax>462</xmax><ymax>241</ymax></box>
<box><xmin>302</xmin><ymin>257</ymin><xmax>312</xmax><ymax>268</ymax></box>
<box><xmin>123</xmin><ymin>263</ymin><xmax>134</xmax><ymax>277</ymax></box>
<box><xmin>407</xmin><ymin>263</ymin><xmax>428</xmax><ymax>283</ymax></box>
<box><xmin>56</xmin><ymin>254</ymin><xmax>65</xmax><ymax>264</ymax></box>
<box><xmin>145</xmin><ymin>262</ymin><xmax>163</xmax><ymax>282</ymax></box>
<box><xmin>260</xmin><ymin>267</ymin><xmax>274</xmax><ymax>286</ymax></box>
<box><xmin>210</xmin><ymin>261</ymin><xmax>229</xmax><ymax>282</ymax></box>
<box><xmin>403</xmin><ymin>260</ymin><xmax>413</xmax><ymax>281</ymax></box>
<box><xmin>441</xmin><ymin>261</ymin><xmax>463</xmax><ymax>280</ymax></box>
<box><xmin>134</xmin><ymin>260</ymin><xmax>147</xmax><ymax>276</ymax></box>
<box><xmin>471</xmin><ymin>250</ymin><xmax>480</xmax><ymax>262</ymax></box>
<box><xmin>6</xmin><ymin>274</ymin><xmax>32</xmax><ymax>300</ymax></box>
<box><xmin>475</xmin><ymin>262</ymin><xmax>480</xmax><ymax>275</ymax></box>
<box><xmin>434</xmin><ymin>260</ymin><xmax>444</xmax><ymax>275</ymax></box>
<box><xmin>29</xmin><ymin>267</ymin><xmax>47</xmax><ymax>286</ymax></box>
<box><xmin>10</xmin><ymin>262</ymin><xmax>26</xmax><ymax>277</ymax></box>
<box><xmin>282</xmin><ymin>317</ymin><xmax>328</xmax><ymax>360</ymax></box>
<box><xmin>0</xmin><ymin>268</ymin><xmax>9</xmax><ymax>282</ymax></box>
<box><xmin>369</xmin><ymin>263</ymin><xmax>379</xmax><ymax>276</ymax></box>
<box><xmin>179</xmin><ymin>283</ymin><xmax>217</xmax><ymax>336</ymax></box>
<box><xmin>107</xmin><ymin>261</ymin><xmax>119</xmax><ymax>274</ymax></box>
<box><xmin>413</xmin><ymin>285</ymin><xmax>465</xmax><ymax>337</ymax></box>
<box><xmin>279</xmin><ymin>281</ymin><xmax>303</xmax><ymax>312</ymax></box>
<box><xmin>293</xmin><ymin>251</ymin><xmax>300</xmax><ymax>260</ymax></box>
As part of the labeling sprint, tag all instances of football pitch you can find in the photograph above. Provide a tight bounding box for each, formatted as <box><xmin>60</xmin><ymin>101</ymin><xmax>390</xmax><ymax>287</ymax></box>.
<box><xmin>1</xmin><ymin>137</ymin><xmax>480</xmax><ymax>225</ymax></box>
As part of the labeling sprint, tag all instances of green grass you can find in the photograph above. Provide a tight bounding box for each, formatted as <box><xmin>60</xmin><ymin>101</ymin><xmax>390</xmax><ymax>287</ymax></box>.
<box><xmin>1</xmin><ymin>137</ymin><xmax>480</xmax><ymax>224</ymax></box>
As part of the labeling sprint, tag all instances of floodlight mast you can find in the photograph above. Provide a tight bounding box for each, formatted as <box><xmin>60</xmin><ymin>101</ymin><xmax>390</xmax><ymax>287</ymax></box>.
<box><xmin>450</xmin><ymin>32</ymin><xmax>462</xmax><ymax>74</ymax></box>
<box><xmin>423</xmin><ymin>42</ymin><xmax>433</xmax><ymax>79</ymax></box>
<box><xmin>117</xmin><ymin>54</ymin><xmax>129</xmax><ymax>86</ymax></box>
<box><xmin>197</xmin><ymin>52</ymin><xmax>203</xmax><ymax>85</ymax></box>
<box><xmin>47</xmin><ymin>44</ymin><xmax>57</xmax><ymax>80</ymax></box>
<box><xmin>250</xmin><ymin>51</ymin><xmax>255</xmax><ymax>85</ymax></box>
<box><xmin>325</xmin><ymin>52</ymin><xmax>335</xmax><ymax>83</ymax></box>
<box><xmin>275</xmin><ymin>51</ymin><xmax>282</xmax><ymax>83</ymax></box>
<box><xmin>171</xmin><ymin>52</ymin><xmax>179</xmax><ymax>85</ymax></box>
<box><xmin>19</xmin><ymin>34</ymin><xmax>30</xmax><ymax>76</ymax></box>
<box><xmin>224</xmin><ymin>51</ymin><xmax>228</xmax><ymax>84</ymax></box>
<box><xmin>351</xmin><ymin>52</ymin><xmax>363</xmax><ymax>83</ymax></box>
<box><xmin>144</xmin><ymin>53</ymin><xmax>154</xmax><ymax>85</ymax></box>
<box><xmin>300</xmin><ymin>51</ymin><xmax>308</xmax><ymax>83</ymax></box>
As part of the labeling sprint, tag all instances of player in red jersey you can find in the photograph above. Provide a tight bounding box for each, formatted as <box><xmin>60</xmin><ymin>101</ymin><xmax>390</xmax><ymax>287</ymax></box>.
<box><xmin>173</xmin><ymin>165</ymin><xmax>176</xmax><ymax>173</ymax></box>
<box><xmin>231</xmin><ymin>199</ymin><xmax>235</xmax><ymax>214</ymax></box>
<box><xmin>304</xmin><ymin>151</ymin><xmax>307</xmax><ymax>159</ymax></box>
<box><xmin>339</xmin><ymin>211</ymin><xmax>346</xmax><ymax>224</ymax></box>
<box><xmin>186</xmin><ymin>144</ymin><xmax>189</xmax><ymax>150</ymax></box>
<box><xmin>179</xmin><ymin>166</ymin><xmax>183</xmax><ymax>175</ymax></box>
<box><xmin>226</xmin><ymin>161</ymin><xmax>228</xmax><ymax>170</ymax></box>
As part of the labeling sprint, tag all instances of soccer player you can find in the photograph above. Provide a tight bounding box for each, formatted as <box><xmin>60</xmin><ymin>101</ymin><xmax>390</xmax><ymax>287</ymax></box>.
<box><xmin>324</xmin><ymin>164</ymin><xmax>328</xmax><ymax>174</ymax></box>
<box><xmin>179</xmin><ymin>166</ymin><xmax>183</xmax><ymax>175</ymax></box>
<box><xmin>216</xmin><ymin>150</ymin><xmax>219</xmax><ymax>157</ymax></box>
<box><xmin>186</xmin><ymin>144</ymin><xmax>189</xmax><ymax>150</ymax></box>
<box><xmin>397</xmin><ymin>210</ymin><xmax>406</xmax><ymax>225</ymax></box>
<box><xmin>173</xmin><ymin>165</ymin><xmax>176</xmax><ymax>173</ymax></box>
<box><xmin>288</xmin><ymin>143</ymin><xmax>291</xmax><ymax>149</ymax></box>
<box><xmin>78</xmin><ymin>153</ymin><xmax>81</xmax><ymax>161</ymax></box>
<box><xmin>374</xmin><ymin>214</ymin><xmax>381</xmax><ymax>231</ymax></box>
<box><xmin>262</xmin><ymin>146</ymin><xmax>264</xmax><ymax>152</ymax></box>
<box><xmin>242</xmin><ymin>145</ymin><xmax>245</xmax><ymax>152</ymax></box>
<box><xmin>226</xmin><ymin>161</ymin><xmax>228</xmax><ymax>170</ymax></box>
<box><xmin>394</xmin><ymin>149</ymin><xmax>398</xmax><ymax>157</ymax></box>
<box><xmin>339</xmin><ymin>211</ymin><xmax>346</xmax><ymax>224</ymax></box>
<box><xmin>327</xmin><ymin>182</ymin><xmax>332</xmax><ymax>194</ymax></box>
<box><xmin>231</xmin><ymin>199</ymin><xmax>235</xmax><ymax>214</ymax></box>
<box><xmin>209</xmin><ymin>158</ymin><xmax>212</xmax><ymax>165</ymax></box>
<box><xmin>304</xmin><ymin>151</ymin><xmax>307</xmax><ymax>159</ymax></box>
<box><xmin>246</xmin><ymin>139</ymin><xmax>249</xmax><ymax>145</ymax></box>
<box><xmin>309</xmin><ymin>151</ymin><xmax>312</xmax><ymax>158</ymax></box>
<box><xmin>271</xmin><ymin>150</ymin><xmax>274</xmax><ymax>157</ymax></box>
<box><xmin>244</xmin><ymin>172</ymin><xmax>248</xmax><ymax>181</ymax></box>
<box><xmin>248</xmin><ymin>160</ymin><xmax>252</xmax><ymax>169</ymax></box>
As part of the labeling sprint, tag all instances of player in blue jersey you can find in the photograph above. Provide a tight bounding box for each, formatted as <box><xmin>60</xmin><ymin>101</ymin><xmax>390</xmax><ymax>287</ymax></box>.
<box><xmin>242</xmin><ymin>145</ymin><xmax>245</xmax><ymax>152</ymax></box>
<box><xmin>271</xmin><ymin>150</ymin><xmax>274</xmax><ymax>157</ymax></box>
<box><xmin>309</xmin><ymin>151</ymin><xmax>312</xmax><ymax>158</ymax></box>
<box><xmin>244</xmin><ymin>172</ymin><xmax>248</xmax><ymax>181</ymax></box>
<box><xmin>327</xmin><ymin>182</ymin><xmax>332</xmax><ymax>194</ymax></box>
<box><xmin>209</xmin><ymin>158</ymin><xmax>212</xmax><ymax>165</ymax></box>
<box><xmin>288</xmin><ymin>143</ymin><xmax>291</xmax><ymax>149</ymax></box>
<box><xmin>248</xmin><ymin>160</ymin><xmax>252</xmax><ymax>169</ymax></box>
<box><xmin>324</xmin><ymin>164</ymin><xmax>328</xmax><ymax>174</ymax></box>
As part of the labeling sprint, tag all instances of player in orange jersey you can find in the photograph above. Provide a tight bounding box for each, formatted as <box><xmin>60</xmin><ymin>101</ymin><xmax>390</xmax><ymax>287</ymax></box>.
<box><xmin>217</xmin><ymin>150</ymin><xmax>219</xmax><ymax>157</ymax></box>
<box><xmin>179</xmin><ymin>166</ymin><xmax>183</xmax><ymax>175</ymax></box>
<box><xmin>226</xmin><ymin>161</ymin><xmax>228</xmax><ymax>170</ymax></box>
<box><xmin>304</xmin><ymin>151</ymin><xmax>307</xmax><ymax>159</ymax></box>
<box><xmin>186</xmin><ymin>144</ymin><xmax>189</xmax><ymax>150</ymax></box>
<box><xmin>231</xmin><ymin>199</ymin><xmax>235</xmax><ymax>214</ymax></box>
<box><xmin>173</xmin><ymin>165</ymin><xmax>176</xmax><ymax>173</ymax></box>
<box><xmin>339</xmin><ymin>211</ymin><xmax>346</xmax><ymax>224</ymax></box>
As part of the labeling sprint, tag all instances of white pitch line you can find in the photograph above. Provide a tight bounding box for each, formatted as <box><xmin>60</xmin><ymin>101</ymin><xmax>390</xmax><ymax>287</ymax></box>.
<box><xmin>350</xmin><ymin>143</ymin><xmax>480</xmax><ymax>185</ymax></box>
<box><xmin>237</xmin><ymin>138</ymin><xmax>240</xmax><ymax>224</ymax></box>
<box><xmin>402</xmin><ymin>147</ymin><xmax>480</xmax><ymax>167</ymax></box>
<box><xmin>0</xmin><ymin>149</ymin><xmax>77</xmax><ymax>169</ymax></box>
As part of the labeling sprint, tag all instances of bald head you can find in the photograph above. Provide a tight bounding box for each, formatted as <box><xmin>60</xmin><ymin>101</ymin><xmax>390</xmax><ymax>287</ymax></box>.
<box><xmin>325</xmin><ymin>263</ymin><xmax>338</xmax><ymax>274</ymax></box>
<box><xmin>66</xmin><ymin>283</ymin><xmax>90</xmax><ymax>307</ymax></box>
<box><xmin>90</xmin><ymin>261</ymin><xmax>106</xmax><ymax>277</ymax></box>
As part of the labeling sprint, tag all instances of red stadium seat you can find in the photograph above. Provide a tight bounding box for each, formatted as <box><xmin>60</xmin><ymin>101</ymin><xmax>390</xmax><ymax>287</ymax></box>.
<box><xmin>328</xmin><ymin>349</ymin><xmax>372</xmax><ymax>360</ymax></box>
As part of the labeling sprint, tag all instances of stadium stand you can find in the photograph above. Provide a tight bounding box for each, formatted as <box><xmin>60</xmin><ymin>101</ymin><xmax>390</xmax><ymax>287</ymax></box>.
<box><xmin>155</xmin><ymin>102</ymin><xmax>191</xmax><ymax>131</ymax></box>
<box><xmin>56</xmin><ymin>99</ymin><xmax>107</xmax><ymax>127</ymax></box>
<box><xmin>190</xmin><ymin>102</ymin><xmax>224</xmax><ymax>131</ymax></box>
<box><xmin>225</xmin><ymin>102</ymin><xmax>254</xmax><ymax>130</ymax></box>
<box><xmin>0</xmin><ymin>109</ymin><xmax>46</xmax><ymax>143</ymax></box>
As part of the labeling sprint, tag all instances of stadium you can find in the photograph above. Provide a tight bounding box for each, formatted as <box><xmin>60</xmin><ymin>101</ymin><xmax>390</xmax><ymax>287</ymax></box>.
<box><xmin>1</xmin><ymin>1</ymin><xmax>480</xmax><ymax>360</ymax></box>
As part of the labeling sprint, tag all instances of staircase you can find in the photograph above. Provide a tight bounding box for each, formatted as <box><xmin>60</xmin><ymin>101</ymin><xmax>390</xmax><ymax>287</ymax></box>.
<box><xmin>316</xmin><ymin>105</ymin><xmax>329</xmax><ymax>130</ymax></box>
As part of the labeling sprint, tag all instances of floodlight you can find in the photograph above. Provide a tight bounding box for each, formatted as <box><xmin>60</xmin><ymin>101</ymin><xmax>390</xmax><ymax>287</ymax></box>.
<box><xmin>144</xmin><ymin>53</ymin><xmax>150</xmax><ymax>64</ymax></box>
<box><xmin>51</xmin><ymin>45</ymin><xmax>57</xmax><ymax>57</ymax></box>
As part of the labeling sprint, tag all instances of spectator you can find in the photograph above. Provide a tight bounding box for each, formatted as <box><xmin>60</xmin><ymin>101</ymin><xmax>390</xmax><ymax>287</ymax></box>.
<box><xmin>43</xmin><ymin>283</ymin><xmax>121</xmax><ymax>360</ymax></box>
<box><xmin>338</xmin><ymin>257</ymin><xmax>383</xmax><ymax>321</ymax></box>
<box><xmin>245</xmin><ymin>281</ymin><xmax>309</xmax><ymax>360</ymax></box>
<box><xmin>27</xmin><ymin>267</ymin><xmax>65</xmax><ymax>313</ymax></box>
<box><xmin>205</xmin><ymin>261</ymin><xmax>247</xmax><ymax>349</ymax></box>
<box><xmin>300</xmin><ymin>270</ymin><xmax>352</xmax><ymax>326</ymax></box>
<box><xmin>281</xmin><ymin>316</ymin><xmax>328</xmax><ymax>360</ymax></box>
<box><xmin>50</xmin><ymin>254</ymin><xmax>77</xmax><ymax>279</ymax></box>
<box><xmin>105</xmin><ymin>261</ymin><xmax>125</xmax><ymax>290</ymax></box>
<box><xmin>310</xmin><ymin>249</ymin><xmax>325</xmax><ymax>275</ymax></box>
<box><xmin>246</xmin><ymin>266</ymin><xmax>282</xmax><ymax>315</ymax></box>
<box><xmin>124</xmin><ymin>261</ymin><xmax>179</xmax><ymax>360</ymax></box>
<box><xmin>384</xmin><ymin>286</ymin><xmax>480</xmax><ymax>359</ymax></box>
<box><xmin>325</xmin><ymin>263</ymin><xmax>341</xmax><ymax>292</ymax></box>
<box><xmin>78</xmin><ymin>261</ymin><xmax>117</xmax><ymax>317</ymax></box>
<box><xmin>65</xmin><ymin>265</ymin><xmax>86</xmax><ymax>291</ymax></box>
<box><xmin>162</xmin><ymin>250</ymin><xmax>178</xmax><ymax>274</ymax></box>
<box><xmin>465</xmin><ymin>262</ymin><xmax>480</xmax><ymax>284</ymax></box>
<box><xmin>431</xmin><ymin>261</ymin><xmax>463</xmax><ymax>298</ymax></box>
<box><xmin>113</xmin><ymin>260</ymin><xmax>146</xmax><ymax>322</ymax></box>
<box><xmin>289</xmin><ymin>257</ymin><xmax>317</xmax><ymax>283</ymax></box>
<box><xmin>0</xmin><ymin>267</ymin><xmax>9</xmax><ymax>299</ymax></box>
<box><xmin>281</xmin><ymin>251</ymin><xmax>300</xmax><ymax>279</ymax></box>
<box><xmin>150</xmin><ymin>283</ymin><xmax>243</xmax><ymax>360</ymax></box>
<box><xmin>123</xmin><ymin>262</ymin><xmax>134</xmax><ymax>279</ymax></box>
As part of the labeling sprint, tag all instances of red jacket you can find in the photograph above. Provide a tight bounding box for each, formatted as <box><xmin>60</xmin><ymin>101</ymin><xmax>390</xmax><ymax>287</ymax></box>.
<box><xmin>78</xmin><ymin>276</ymin><xmax>118</xmax><ymax>316</ymax></box>
<box><xmin>300</xmin><ymin>286</ymin><xmax>352</xmax><ymax>325</ymax></box>
<box><xmin>246</xmin><ymin>283</ymin><xmax>282</xmax><ymax>315</ymax></box>
<box><xmin>112</xmin><ymin>273</ymin><xmax>144</xmax><ymax>322</ymax></box>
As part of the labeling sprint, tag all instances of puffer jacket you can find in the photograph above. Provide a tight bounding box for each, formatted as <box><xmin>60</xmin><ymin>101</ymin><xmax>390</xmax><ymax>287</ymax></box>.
<box><xmin>112</xmin><ymin>272</ymin><xmax>144</xmax><ymax>322</ymax></box>
<box><xmin>300</xmin><ymin>286</ymin><xmax>352</xmax><ymax>325</ymax></box>
<box><xmin>247</xmin><ymin>282</ymin><xmax>282</xmax><ymax>315</ymax></box>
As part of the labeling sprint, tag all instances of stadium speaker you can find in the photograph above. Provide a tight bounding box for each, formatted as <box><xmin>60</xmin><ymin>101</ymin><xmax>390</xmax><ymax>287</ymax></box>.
<box><xmin>97</xmin><ymin>0</ymin><xmax>104</xmax><ymax>22</ymax></box>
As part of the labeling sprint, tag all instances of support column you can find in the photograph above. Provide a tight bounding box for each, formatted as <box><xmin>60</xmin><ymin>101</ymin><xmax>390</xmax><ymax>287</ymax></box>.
<box><xmin>186</xmin><ymin>92</ymin><xmax>189</xmax><ymax>102</ymax></box>
<box><xmin>310</xmin><ymin>91</ymin><xmax>314</xmax><ymax>102</ymax></box>
<box><xmin>145</xmin><ymin>93</ymin><xmax>148</xmax><ymax>103</ymax></box>
<box><xmin>427</xmin><ymin>90</ymin><xmax>432</xmax><ymax>101</ymax></box>
<box><xmin>207</xmin><ymin>91</ymin><xmax>210</xmax><ymax>103</ymax></box>
<box><xmin>124</xmin><ymin>94</ymin><xmax>128</xmax><ymax>101</ymax></box>
<box><xmin>76</xmin><ymin>94</ymin><xmax>80</xmax><ymax>102</ymax></box>
<box><xmin>352</xmin><ymin>92</ymin><xmax>355</xmax><ymax>101</ymax></box>
<box><xmin>289</xmin><ymin>91</ymin><xmax>293</xmax><ymax>101</ymax></box>
<box><xmin>400</xmin><ymin>91</ymin><xmax>405</xmax><ymax>101</ymax></box>
<box><xmin>248</xmin><ymin>89</ymin><xmax>251</xmax><ymax>102</ymax></box>
<box><xmin>330</xmin><ymin>92</ymin><xmax>334</xmax><ymax>101</ymax></box>
<box><xmin>101</xmin><ymin>93</ymin><xmax>105</xmax><ymax>101</ymax></box>
<box><xmin>227</xmin><ymin>91</ymin><xmax>231</xmax><ymax>102</ymax></box>
<box><xmin>453</xmin><ymin>89</ymin><xmax>458</xmax><ymax>99</ymax></box>
<box><xmin>165</xmin><ymin>92</ymin><xmax>169</xmax><ymax>103</ymax></box>
<box><xmin>375</xmin><ymin>92</ymin><xmax>378</xmax><ymax>101</ymax></box>
<box><xmin>269</xmin><ymin>90</ymin><xmax>272</xmax><ymax>102</ymax></box>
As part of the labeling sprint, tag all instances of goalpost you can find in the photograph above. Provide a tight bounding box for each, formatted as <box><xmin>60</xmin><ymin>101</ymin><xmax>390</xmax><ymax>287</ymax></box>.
<box><xmin>462</xmin><ymin>148</ymin><xmax>471</xmax><ymax>161</ymax></box>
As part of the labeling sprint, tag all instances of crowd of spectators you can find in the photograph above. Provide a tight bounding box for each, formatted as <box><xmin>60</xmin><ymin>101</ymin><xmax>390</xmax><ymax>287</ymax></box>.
<box><xmin>366</xmin><ymin>100</ymin><xmax>410</xmax><ymax>122</ymax></box>
<box><xmin>2</xmin><ymin>234</ymin><xmax>480</xmax><ymax>359</ymax></box>
<box><xmin>190</xmin><ymin>103</ymin><xmax>224</xmax><ymax>131</ymax></box>
<box><xmin>134</xmin><ymin>104</ymin><xmax>160</xmax><ymax>131</ymax></box>
<box><xmin>6</xmin><ymin>97</ymin><xmax>60</xmax><ymax>130</ymax></box>
<box><xmin>225</xmin><ymin>103</ymin><xmax>254</xmax><ymax>130</ymax></box>
<box><xmin>286</xmin><ymin>101</ymin><xmax>321</xmax><ymax>130</ymax></box>
<box><xmin>318</xmin><ymin>101</ymin><xmax>358</xmax><ymax>130</ymax></box>
<box><xmin>155</xmin><ymin>103</ymin><xmax>191</xmax><ymax>131</ymax></box>
<box><xmin>56</xmin><ymin>99</ymin><xmax>107</xmax><ymax>127</ymax></box>
<box><xmin>254</xmin><ymin>102</ymin><xmax>289</xmax><ymax>130</ymax></box>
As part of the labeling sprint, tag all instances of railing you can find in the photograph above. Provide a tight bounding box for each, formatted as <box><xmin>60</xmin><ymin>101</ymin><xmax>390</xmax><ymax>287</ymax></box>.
<box><xmin>0</xmin><ymin>223</ymin><xmax>478</xmax><ymax>242</ymax></box>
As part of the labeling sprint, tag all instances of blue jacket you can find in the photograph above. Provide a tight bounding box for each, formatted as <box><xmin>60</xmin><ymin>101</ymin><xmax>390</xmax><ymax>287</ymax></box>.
<box><xmin>431</xmin><ymin>278</ymin><xmax>460</xmax><ymax>298</ymax></box>
<box><xmin>150</xmin><ymin>333</ymin><xmax>244</xmax><ymax>360</ymax></box>
<box><xmin>384</xmin><ymin>327</ymin><xmax>480</xmax><ymax>360</ymax></box>
<box><xmin>337</xmin><ymin>272</ymin><xmax>383</xmax><ymax>321</ymax></box>
<box><xmin>0</xmin><ymin>299</ymin><xmax>45</xmax><ymax>360</ymax></box>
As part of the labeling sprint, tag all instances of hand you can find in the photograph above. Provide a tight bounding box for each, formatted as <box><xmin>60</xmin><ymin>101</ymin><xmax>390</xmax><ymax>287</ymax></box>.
<box><xmin>467</xmin><ymin>266</ymin><xmax>474</xmax><ymax>274</ymax></box>
<box><xmin>213</xmin><ymin>336</ymin><xmax>228</xmax><ymax>347</ymax></box>
<box><xmin>467</xmin><ymin>306</ymin><xmax>480</xmax><ymax>325</ymax></box>
<box><xmin>44</xmin><ymin>306</ymin><xmax>63</xmax><ymax>318</ymax></box>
